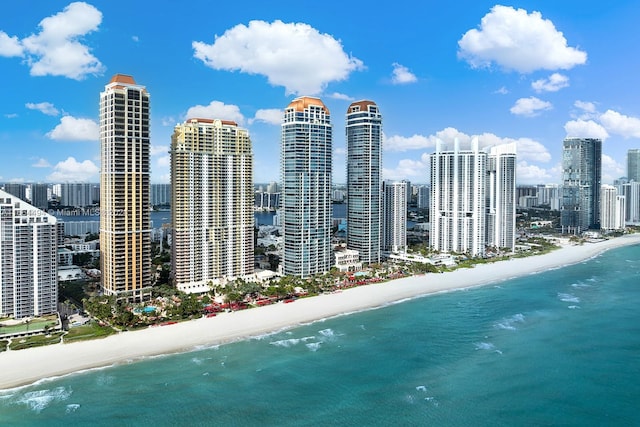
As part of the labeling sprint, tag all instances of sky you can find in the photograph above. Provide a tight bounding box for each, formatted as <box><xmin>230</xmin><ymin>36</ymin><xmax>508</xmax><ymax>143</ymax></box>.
<box><xmin>1</xmin><ymin>1</ymin><xmax>640</xmax><ymax>186</ymax></box>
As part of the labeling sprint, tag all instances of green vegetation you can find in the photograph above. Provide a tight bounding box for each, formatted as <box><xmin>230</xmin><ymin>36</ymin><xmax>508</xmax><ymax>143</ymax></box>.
<box><xmin>0</xmin><ymin>315</ymin><xmax>58</xmax><ymax>335</ymax></box>
<box><xmin>64</xmin><ymin>321</ymin><xmax>116</xmax><ymax>342</ymax></box>
<box><xmin>0</xmin><ymin>340</ymin><xmax>8</xmax><ymax>352</ymax></box>
<box><xmin>9</xmin><ymin>332</ymin><xmax>64</xmax><ymax>350</ymax></box>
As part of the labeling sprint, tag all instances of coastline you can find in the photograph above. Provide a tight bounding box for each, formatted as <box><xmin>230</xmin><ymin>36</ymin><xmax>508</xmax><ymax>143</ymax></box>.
<box><xmin>2</xmin><ymin>234</ymin><xmax>640</xmax><ymax>391</ymax></box>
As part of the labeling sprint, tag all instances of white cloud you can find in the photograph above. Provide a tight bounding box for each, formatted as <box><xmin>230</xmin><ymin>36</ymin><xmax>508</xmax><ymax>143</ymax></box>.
<box><xmin>383</xmin><ymin>154</ymin><xmax>430</xmax><ymax>181</ymax></box>
<box><xmin>185</xmin><ymin>101</ymin><xmax>245</xmax><ymax>125</ymax></box>
<box><xmin>574</xmin><ymin>100</ymin><xmax>596</xmax><ymax>114</ymax></box>
<box><xmin>19</xmin><ymin>2</ymin><xmax>104</xmax><ymax>79</ymax></box>
<box><xmin>334</xmin><ymin>147</ymin><xmax>346</xmax><ymax>155</ymax></box>
<box><xmin>510</xmin><ymin>97</ymin><xmax>552</xmax><ymax>117</ymax></box>
<box><xmin>494</xmin><ymin>86</ymin><xmax>509</xmax><ymax>95</ymax></box>
<box><xmin>156</xmin><ymin>155</ymin><xmax>170</xmax><ymax>168</ymax></box>
<box><xmin>0</xmin><ymin>31</ymin><xmax>23</xmax><ymax>57</ymax></box>
<box><xmin>47</xmin><ymin>115</ymin><xmax>99</xmax><ymax>141</ymax></box>
<box><xmin>458</xmin><ymin>5</ymin><xmax>587</xmax><ymax>73</ymax></box>
<box><xmin>31</xmin><ymin>158</ymin><xmax>51</xmax><ymax>168</ymax></box>
<box><xmin>391</xmin><ymin>63</ymin><xmax>417</xmax><ymax>84</ymax></box>
<box><xmin>384</xmin><ymin>127</ymin><xmax>551</xmax><ymax>163</ymax></box>
<box><xmin>161</xmin><ymin>116</ymin><xmax>177</xmax><ymax>127</ymax></box>
<box><xmin>150</xmin><ymin>145</ymin><xmax>169</xmax><ymax>156</ymax></box>
<box><xmin>601</xmin><ymin>154</ymin><xmax>625</xmax><ymax>182</ymax></box>
<box><xmin>572</xmin><ymin>100</ymin><xmax>598</xmax><ymax>120</ymax></box>
<box><xmin>248</xmin><ymin>109</ymin><xmax>282</xmax><ymax>125</ymax></box>
<box><xmin>599</xmin><ymin>110</ymin><xmax>640</xmax><ymax>138</ymax></box>
<box><xmin>4</xmin><ymin>113</ymin><xmax>18</xmax><ymax>119</ymax></box>
<box><xmin>26</xmin><ymin>101</ymin><xmax>59</xmax><ymax>116</ymax></box>
<box><xmin>564</xmin><ymin>119</ymin><xmax>609</xmax><ymax>140</ymax></box>
<box><xmin>516</xmin><ymin>161</ymin><xmax>554</xmax><ymax>184</ymax></box>
<box><xmin>193</xmin><ymin>20</ymin><xmax>364</xmax><ymax>95</ymax></box>
<box><xmin>327</xmin><ymin>92</ymin><xmax>354</xmax><ymax>101</ymax></box>
<box><xmin>47</xmin><ymin>157</ymin><xmax>98</xmax><ymax>182</ymax></box>
<box><xmin>531</xmin><ymin>73</ymin><xmax>569</xmax><ymax>92</ymax></box>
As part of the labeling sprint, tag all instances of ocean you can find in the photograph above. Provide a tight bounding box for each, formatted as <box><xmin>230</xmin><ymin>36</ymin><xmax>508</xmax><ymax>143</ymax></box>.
<box><xmin>1</xmin><ymin>244</ymin><xmax>639</xmax><ymax>426</ymax></box>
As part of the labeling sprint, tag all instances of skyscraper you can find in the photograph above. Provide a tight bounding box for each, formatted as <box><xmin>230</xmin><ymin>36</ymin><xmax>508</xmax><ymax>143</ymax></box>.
<box><xmin>171</xmin><ymin>118</ymin><xmax>254</xmax><ymax>293</ymax></box>
<box><xmin>560</xmin><ymin>137</ymin><xmax>602</xmax><ymax>233</ymax></box>
<box><xmin>628</xmin><ymin>148</ymin><xmax>640</xmax><ymax>182</ymax></box>
<box><xmin>382</xmin><ymin>181</ymin><xmax>407</xmax><ymax>253</ymax></box>
<box><xmin>30</xmin><ymin>183</ymin><xmax>49</xmax><ymax>210</ymax></box>
<box><xmin>346</xmin><ymin>100</ymin><xmax>382</xmax><ymax>264</ymax></box>
<box><xmin>430</xmin><ymin>138</ymin><xmax>486</xmax><ymax>256</ymax></box>
<box><xmin>281</xmin><ymin>97</ymin><xmax>332</xmax><ymax>277</ymax></box>
<box><xmin>600</xmin><ymin>184</ymin><xmax>625</xmax><ymax>231</ymax></box>
<box><xmin>3</xmin><ymin>183</ymin><xmax>27</xmax><ymax>202</ymax></box>
<box><xmin>0</xmin><ymin>189</ymin><xmax>57</xmax><ymax>318</ymax></box>
<box><xmin>99</xmin><ymin>74</ymin><xmax>151</xmax><ymax>302</ymax></box>
<box><xmin>486</xmin><ymin>143</ymin><xmax>517</xmax><ymax>251</ymax></box>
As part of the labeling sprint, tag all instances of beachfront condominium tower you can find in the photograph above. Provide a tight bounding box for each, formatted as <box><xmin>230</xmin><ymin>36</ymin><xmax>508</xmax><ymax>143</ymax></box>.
<box><xmin>99</xmin><ymin>74</ymin><xmax>152</xmax><ymax>302</ymax></box>
<box><xmin>382</xmin><ymin>181</ymin><xmax>408</xmax><ymax>253</ymax></box>
<box><xmin>281</xmin><ymin>97</ymin><xmax>332</xmax><ymax>277</ymax></box>
<box><xmin>486</xmin><ymin>143</ymin><xmax>517</xmax><ymax>251</ymax></box>
<box><xmin>600</xmin><ymin>184</ymin><xmax>625</xmax><ymax>231</ymax></box>
<box><xmin>171</xmin><ymin>118</ymin><xmax>254</xmax><ymax>293</ymax></box>
<box><xmin>628</xmin><ymin>149</ymin><xmax>640</xmax><ymax>182</ymax></box>
<box><xmin>0</xmin><ymin>189</ymin><xmax>57</xmax><ymax>318</ymax></box>
<box><xmin>346</xmin><ymin>100</ymin><xmax>382</xmax><ymax>264</ymax></box>
<box><xmin>430</xmin><ymin>138</ymin><xmax>486</xmax><ymax>257</ymax></box>
<box><xmin>560</xmin><ymin>137</ymin><xmax>602</xmax><ymax>234</ymax></box>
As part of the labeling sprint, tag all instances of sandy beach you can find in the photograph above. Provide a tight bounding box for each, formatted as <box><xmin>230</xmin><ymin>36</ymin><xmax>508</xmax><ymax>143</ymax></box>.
<box><xmin>2</xmin><ymin>234</ymin><xmax>640</xmax><ymax>390</ymax></box>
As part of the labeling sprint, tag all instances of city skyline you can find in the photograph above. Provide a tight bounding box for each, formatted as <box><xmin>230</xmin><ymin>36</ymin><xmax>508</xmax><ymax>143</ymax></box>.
<box><xmin>1</xmin><ymin>1</ymin><xmax>640</xmax><ymax>186</ymax></box>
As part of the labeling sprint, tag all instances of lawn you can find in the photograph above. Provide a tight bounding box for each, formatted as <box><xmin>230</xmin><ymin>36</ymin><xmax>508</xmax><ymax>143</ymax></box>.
<box><xmin>64</xmin><ymin>321</ymin><xmax>116</xmax><ymax>342</ymax></box>
<box><xmin>0</xmin><ymin>315</ymin><xmax>58</xmax><ymax>335</ymax></box>
<box><xmin>9</xmin><ymin>332</ymin><xmax>64</xmax><ymax>350</ymax></box>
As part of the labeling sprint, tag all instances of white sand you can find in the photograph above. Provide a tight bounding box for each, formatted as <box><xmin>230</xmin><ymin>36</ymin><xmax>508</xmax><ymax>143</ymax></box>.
<box><xmin>2</xmin><ymin>234</ymin><xmax>640</xmax><ymax>390</ymax></box>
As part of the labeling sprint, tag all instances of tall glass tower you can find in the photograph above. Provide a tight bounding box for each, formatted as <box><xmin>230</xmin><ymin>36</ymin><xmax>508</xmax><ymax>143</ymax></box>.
<box><xmin>628</xmin><ymin>148</ymin><xmax>640</xmax><ymax>182</ymax></box>
<box><xmin>346</xmin><ymin>100</ymin><xmax>382</xmax><ymax>265</ymax></box>
<box><xmin>560</xmin><ymin>137</ymin><xmax>602</xmax><ymax>233</ymax></box>
<box><xmin>99</xmin><ymin>74</ymin><xmax>152</xmax><ymax>302</ymax></box>
<box><xmin>281</xmin><ymin>97</ymin><xmax>332</xmax><ymax>278</ymax></box>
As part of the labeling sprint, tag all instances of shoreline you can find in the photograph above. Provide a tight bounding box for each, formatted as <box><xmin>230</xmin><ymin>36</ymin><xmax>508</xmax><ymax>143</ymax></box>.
<box><xmin>2</xmin><ymin>234</ymin><xmax>640</xmax><ymax>391</ymax></box>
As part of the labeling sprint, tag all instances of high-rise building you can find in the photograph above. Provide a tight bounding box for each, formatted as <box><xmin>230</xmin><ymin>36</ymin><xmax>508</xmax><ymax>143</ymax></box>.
<box><xmin>600</xmin><ymin>185</ymin><xmax>625</xmax><ymax>231</ymax></box>
<box><xmin>99</xmin><ymin>74</ymin><xmax>152</xmax><ymax>301</ymax></box>
<box><xmin>537</xmin><ymin>184</ymin><xmax>561</xmax><ymax>210</ymax></box>
<box><xmin>622</xmin><ymin>181</ymin><xmax>640</xmax><ymax>224</ymax></box>
<box><xmin>30</xmin><ymin>183</ymin><xmax>49</xmax><ymax>210</ymax></box>
<box><xmin>560</xmin><ymin>137</ymin><xmax>602</xmax><ymax>233</ymax></box>
<box><xmin>486</xmin><ymin>143</ymin><xmax>517</xmax><ymax>251</ymax></box>
<box><xmin>3</xmin><ymin>183</ymin><xmax>27</xmax><ymax>202</ymax></box>
<box><xmin>171</xmin><ymin>118</ymin><xmax>254</xmax><ymax>293</ymax></box>
<box><xmin>346</xmin><ymin>100</ymin><xmax>382</xmax><ymax>264</ymax></box>
<box><xmin>0</xmin><ymin>189</ymin><xmax>57</xmax><ymax>318</ymax></box>
<box><xmin>150</xmin><ymin>183</ymin><xmax>171</xmax><ymax>206</ymax></box>
<box><xmin>430</xmin><ymin>138</ymin><xmax>486</xmax><ymax>257</ymax></box>
<box><xmin>382</xmin><ymin>181</ymin><xmax>407</xmax><ymax>253</ymax></box>
<box><xmin>628</xmin><ymin>149</ymin><xmax>640</xmax><ymax>182</ymax></box>
<box><xmin>281</xmin><ymin>97</ymin><xmax>332</xmax><ymax>277</ymax></box>
<box><xmin>58</xmin><ymin>183</ymin><xmax>96</xmax><ymax>207</ymax></box>
<box><xmin>416</xmin><ymin>185</ymin><xmax>430</xmax><ymax>209</ymax></box>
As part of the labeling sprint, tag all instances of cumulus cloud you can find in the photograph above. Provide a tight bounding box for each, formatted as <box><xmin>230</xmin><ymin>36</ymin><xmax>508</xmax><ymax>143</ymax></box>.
<box><xmin>47</xmin><ymin>157</ymin><xmax>98</xmax><ymax>182</ymax></box>
<box><xmin>185</xmin><ymin>101</ymin><xmax>245</xmax><ymax>124</ymax></box>
<box><xmin>327</xmin><ymin>92</ymin><xmax>354</xmax><ymax>101</ymax></box>
<box><xmin>156</xmin><ymin>155</ymin><xmax>170</xmax><ymax>168</ymax></box>
<box><xmin>510</xmin><ymin>97</ymin><xmax>552</xmax><ymax>117</ymax></box>
<box><xmin>564</xmin><ymin>119</ymin><xmax>609</xmax><ymax>140</ymax></box>
<box><xmin>248</xmin><ymin>109</ymin><xmax>282</xmax><ymax>125</ymax></box>
<box><xmin>601</xmin><ymin>154</ymin><xmax>625</xmax><ymax>182</ymax></box>
<box><xmin>193</xmin><ymin>20</ymin><xmax>364</xmax><ymax>95</ymax></box>
<box><xmin>572</xmin><ymin>100</ymin><xmax>598</xmax><ymax>120</ymax></box>
<box><xmin>531</xmin><ymin>73</ymin><xmax>569</xmax><ymax>92</ymax></box>
<box><xmin>26</xmin><ymin>101</ymin><xmax>59</xmax><ymax>116</ymax></box>
<box><xmin>494</xmin><ymin>86</ymin><xmax>509</xmax><ymax>95</ymax></box>
<box><xmin>47</xmin><ymin>115</ymin><xmax>99</xmax><ymax>141</ymax></box>
<box><xmin>516</xmin><ymin>161</ymin><xmax>554</xmax><ymax>184</ymax></box>
<box><xmin>599</xmin><ymin>110</ymin><xmax>640</xmax><ymax>138</ymax></box>
<box><xmin>383</xmin><ymin>153</ymin><xmax>431</xmax><ymax>181</ymax></box>
<box><xmin>31</xmin><ymin>158</ymin><xmax>51</xmax><ymax>168</ymax></box>
<box><xmin>391</xmin><ymin>63</ymin><xmax>417</xmax><ymax>84</ymax></box>
<box><xmin>458</xmin><ymin>5</ymin><xmax>587</xmax><ymax>73</ymax></box>
<box><xmin>4</xmin><ymin>113</ymin><xmax>18</xmax><ymax>119</ymax></box>
<box><xmin>0</xmin><ymin>31</ymin><xmax>23</xmax><ymax>57</ymax></box>
<box><xmin>19</xmin><ymin>2</ymin><xmax>104</xmax><ymax>79</ymax></box>
<box><xmin>384</xmin><ymin>127</ymin><xmax>551</xmax><ymax>163</ymax></box>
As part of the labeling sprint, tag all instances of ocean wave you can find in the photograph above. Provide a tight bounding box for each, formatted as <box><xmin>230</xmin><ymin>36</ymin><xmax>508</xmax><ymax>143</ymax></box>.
<box><xmin>318</xmin><ymin>328</ymin><xmax>335</xmax><ymax>338</ymax></box>
<box><xmin>14</xmin><ymin>386</ymin><xmax>72</xmax><ymax>413</ymax></box>
<box><xmin>558</xmin><ymin>293</ymin><xmax>580</xmax><ymax>303</ymax></box>
<box><xmin>571</xmin><ymin>282</ymin><xmax>590</xmax><ymax>289</ymax></box>
<box><xmin>494</xmin><ymin>313</ymin><xmax>525</xmax><ymax>330</ymax></box>
<box><xmin>66</xmin><ymin>403</ymin><xmax>80</xmax><ymax>413</ymax></box>
<box><xmin>475</xmin><ymin>342</ymin><xmax>495</xmax><ymax>351</ymax></box>
<box><xmin>568</xmin><ymin>305</ymin><xmax>581</xmax><ymax>309</ymax></box>
<box><xmin>306</xmin><ymin>342</ymin><xmax>321</xmax><ymax>352</ymax></box>
<box><xmin>415</xmin><ymin>385</ymin><xmax>427</xmax><ymax>392</ymax></box>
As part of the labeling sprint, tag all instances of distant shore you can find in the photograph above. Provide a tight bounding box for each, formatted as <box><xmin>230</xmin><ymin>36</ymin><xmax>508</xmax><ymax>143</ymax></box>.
<box><xmin>2</xmin><ymin>233</ymin><xmax>640</xmax><ymax>390</ymax></box>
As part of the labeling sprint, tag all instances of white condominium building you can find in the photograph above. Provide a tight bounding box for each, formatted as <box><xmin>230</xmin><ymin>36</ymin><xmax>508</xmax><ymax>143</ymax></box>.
<box><xmin>382</xmin><ymin>181</ymin><xmax>407</xmax><ymax>253</ymax></box>
<box><xmin>486</xmin><ymin>143</ymin><xmax>516</xmax><ymax>251</ymax></box>
<box><xmin>281</xmin><ymin>97</ymin><xmax>332</xmax><ymax>278</ymax></box>
<box><xmin>600</xmin><ymin>185</ymin><xmax>625</xmax><ymax>231</ymax></box>
<box><xmin>171</xmin><ymin>118</ymin><xmax>254</xmax><ymax>293</ymax></box>
<box><xmin>99</xmin><ymin>74</ymin><xmax>152</xmax><ymax>302</ymax></box>
<box><xmin>0</xmin><ymin>190</ymin><xmax>57</xmax><ymax>318</ymax></box>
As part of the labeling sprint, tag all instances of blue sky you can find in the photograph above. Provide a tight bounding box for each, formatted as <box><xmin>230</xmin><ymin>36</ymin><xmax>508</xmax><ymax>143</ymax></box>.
<box><xmin>1</xmin><ymin>1</ymin><xmax>639</xmax><ymax>185</ymax></box>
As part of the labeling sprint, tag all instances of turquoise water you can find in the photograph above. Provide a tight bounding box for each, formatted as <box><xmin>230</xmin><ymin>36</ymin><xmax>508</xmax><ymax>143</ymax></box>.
<box><xmin>1</xmin><ymin>245</ymin><xmax>639</xmax><ymax>426</ymax></box>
